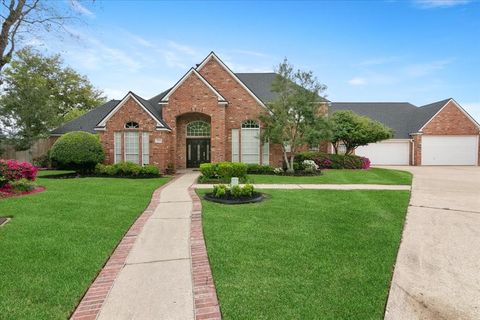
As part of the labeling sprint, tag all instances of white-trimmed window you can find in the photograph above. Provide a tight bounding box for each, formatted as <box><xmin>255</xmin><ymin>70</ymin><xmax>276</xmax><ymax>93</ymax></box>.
<box><xmin>231</xmin><ymin>129</ymin><xmax>239</xmax><ymax>162</ymax></box>
<box><xmin>124</xmin><ymin>132</ymin><xmax>139</xmax><ymax>163</ymax></box>
<box><xmin>142</xmin><ymin>132</ymin><xmax>149</xmax><ymax>165</ymax></box>
<box><xmin>241</xmin><ymin>120</ymin><xmax>260</xmax><ymax>164</ymax></box>
<box><xmin>114</xmin><ymin>132</ymin><xmax>122</xmax><ymax>164</ymax></box>
<box><xmin>262</xmin><ymin>141</ymin><xmax>269</xmax><ymax>165</ymax></box>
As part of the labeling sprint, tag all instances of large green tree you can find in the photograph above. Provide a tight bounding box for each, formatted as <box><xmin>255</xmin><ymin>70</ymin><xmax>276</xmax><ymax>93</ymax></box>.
<box><xmin>329</xmin><ymin>110</ymin><xmax>393</xmax><ymax>155</ymax></box>
<box><xmin>0</xmin><ymin>47</ymin><xmax>105</xmax><ymax>150</ymax></box>
<box><xmin>259</xmin><ymin>59</ymin><xmax>330</xmax><ymax>172</ymax></box>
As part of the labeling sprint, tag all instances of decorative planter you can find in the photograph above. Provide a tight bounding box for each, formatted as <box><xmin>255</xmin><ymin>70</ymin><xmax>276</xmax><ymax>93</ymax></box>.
<box><xmin>203</xmin><ymin>192</ymin><xmax>265</xmax><ymax>205</ymax></box>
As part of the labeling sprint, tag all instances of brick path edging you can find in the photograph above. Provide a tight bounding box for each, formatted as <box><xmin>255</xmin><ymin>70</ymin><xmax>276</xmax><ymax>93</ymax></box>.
<box><xmin>69</xmin><ymin>175</ymin><xmax>181</xmax><ymax>320</ymax></box>
<box><xmin>188</xmin><ymin>186</ymin><xmax>222</xmax><ymax>320</ymax></box>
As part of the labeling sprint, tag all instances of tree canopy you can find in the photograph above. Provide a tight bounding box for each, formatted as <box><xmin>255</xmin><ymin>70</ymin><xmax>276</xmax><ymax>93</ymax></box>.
<box><xmin>0</xmin><ymin>48</ymin><xmax>106</xmax><ymax>150</ymax></box>
<box><xmin>259</xmin><ymin>58</ymin><xmax>330</xmax><ymax>172</ymax></box>
<box><xmin>329</xmin><ymin>110</ymin><xmax>393</xmax><ymax>155</ymax></box>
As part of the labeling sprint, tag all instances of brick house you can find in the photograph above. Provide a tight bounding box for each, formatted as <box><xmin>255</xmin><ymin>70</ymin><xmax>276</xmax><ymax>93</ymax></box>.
<box><xmin>52</xmin><ymin>52</ymin><xmax>480</xmax><ymax>168</ymax></box>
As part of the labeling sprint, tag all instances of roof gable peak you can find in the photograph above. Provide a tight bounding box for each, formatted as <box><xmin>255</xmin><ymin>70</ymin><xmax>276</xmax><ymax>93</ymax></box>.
<box><xmin>160</xmin><ymin>67</ymin><xmax>226</xmax><ymax>103</ymax></box>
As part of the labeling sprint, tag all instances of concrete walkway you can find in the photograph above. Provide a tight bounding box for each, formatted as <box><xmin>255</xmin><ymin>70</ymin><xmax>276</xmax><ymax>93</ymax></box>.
<box><xmin>97</xmin><ymin>172</ymin><xmax>199</xmax><ymax>320</ymax></box>
<box><xmin>384</xmin><ymin>166</ymin><xmax>480</xmax><ymax>320</ymax></box>
<box><xmin>193</xmin><ymin>183</ymin><xmax>410</xmax><ymax>190</ymax></box>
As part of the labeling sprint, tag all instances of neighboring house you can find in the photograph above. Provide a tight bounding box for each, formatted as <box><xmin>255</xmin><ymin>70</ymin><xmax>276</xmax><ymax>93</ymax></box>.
<box><xmin>51</xmin><ymin>52</ymin><xmax>480</xmax><ymax>168</ymax></box>
<box><xmin>331</xmin><ymin>99</ymin><xmax>480</xmax><ymax>165</ymax></box>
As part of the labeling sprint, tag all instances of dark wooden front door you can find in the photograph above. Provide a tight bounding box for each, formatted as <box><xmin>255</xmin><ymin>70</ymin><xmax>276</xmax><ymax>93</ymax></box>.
<box><xmin>187</xmin><ymin>138</ymin><xmax>210</xmax><ymax>168</ymax></box>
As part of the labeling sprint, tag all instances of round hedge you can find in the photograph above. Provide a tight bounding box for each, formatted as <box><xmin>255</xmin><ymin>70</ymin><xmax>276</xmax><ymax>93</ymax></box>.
<box><xmin>50</xmin><ymin>131</ymin><xmax>105</xmax><ymax>172</ymax></box>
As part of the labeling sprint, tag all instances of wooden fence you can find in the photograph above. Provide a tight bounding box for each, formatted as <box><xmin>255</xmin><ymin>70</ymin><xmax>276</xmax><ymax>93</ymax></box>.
<box><xmin>2</xmin><ymin>138</ymin><xmax>53</xmax><ymax>163</ymax></box>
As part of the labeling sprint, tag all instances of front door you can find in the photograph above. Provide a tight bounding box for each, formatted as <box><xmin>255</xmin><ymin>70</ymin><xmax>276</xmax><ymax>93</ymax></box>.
<box><xmin>187</xmin><ymin>138</ymin><xmax>210</xmax><ymax>168</ymax></box>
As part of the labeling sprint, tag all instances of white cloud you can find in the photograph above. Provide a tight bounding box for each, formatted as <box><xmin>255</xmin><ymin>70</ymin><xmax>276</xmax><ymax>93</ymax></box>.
<box><xmin>348</xmin><ymin>77</ymin><xmax>368</xmax><ymax>86</ymax></box>
<box><xmin>414</xmin><ymin>0</ymin><xmax>471</xmax><ymax>8</ymax></box>
<box><xmin>404</xmin><ymin>59</ymin><xmax>452</xmax><ymax>77</ymax></box>
<box><xmin>70</xmin><ymin>0</ymin><xmax>95</xmax><ymax>17</ymax></box>
<box><xmin>167</xmin><ymin>41</ymin><xmax>197</xmax><ymax>56</ymax></box>
<box><xmin>357</xmin><ymin>56</ymin><xmax>401</xmax><ymax>67</ymax></box>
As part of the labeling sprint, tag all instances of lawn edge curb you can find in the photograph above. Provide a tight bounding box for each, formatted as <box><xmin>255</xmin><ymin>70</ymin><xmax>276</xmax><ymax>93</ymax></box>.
<box><xmin>69</xmin><ymin>175</ymin><xmax>180</xmax><ymax>320</ymax></box>
<box><xmin>188</xmin><ymin>186</ymin><xmax>222</xmax><ymax>320</ymax></box>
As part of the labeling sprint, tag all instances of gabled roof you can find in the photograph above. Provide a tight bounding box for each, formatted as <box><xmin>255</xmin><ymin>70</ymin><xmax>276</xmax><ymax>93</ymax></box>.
<box><xmin>330</xmin><ymin>98</ymin><xmax>474</xmax><ymax>139</ymax></box>
<box><xmin>51</xmin><ymin>99</ymin><xmax>120</xmax><ymax>135</ymax></box>
<box><xmin>236</xmin><ymin>72</ymin><xmax>330</xmax><ymax>104</ymax></box>
<box><xmin>196</xmin><ymin>52</ymin><xmax>267</xmax><ymax>108</ymax></box>
<box><xmin>160</xmin><ymin>68</ymin><xmax>226</xmax><ymax>103</ymax></box>
<box><xmin>96</xmin><ymin>91</ymin><xmax>170</xmax><ymax>130</ymax></box>
<box><xmin>330</xmin><ymin>102</ymin><xmax>418</xmax><ymax>139</ymax></box>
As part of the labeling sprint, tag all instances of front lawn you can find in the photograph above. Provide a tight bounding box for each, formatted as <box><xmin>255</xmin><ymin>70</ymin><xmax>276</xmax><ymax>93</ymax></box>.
<box><xmin>201</xmin><ymin>189</ymin><xmax>410</xmax><ymax>319</ymax></box>
<box><xmin>0</xmin><ymin>171</ymin><xmax>169</xmax><ymax>319</ymax></box>
<box><xmin>249</xmin><ymin>168</ymin><xmax>412</xmax><ymax>185</ymax></box>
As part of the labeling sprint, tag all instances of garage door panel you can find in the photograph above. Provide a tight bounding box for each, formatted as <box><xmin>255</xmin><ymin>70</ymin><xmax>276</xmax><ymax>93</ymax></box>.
<box><xmin>422</xmin><ymin>136</ymin><xmax>478</xmax><ymax>166</ymax></box>
<box><xmin>356</xmin><ymin>140</ymin><xmax>410</xmax><ymax>165</ymax></box>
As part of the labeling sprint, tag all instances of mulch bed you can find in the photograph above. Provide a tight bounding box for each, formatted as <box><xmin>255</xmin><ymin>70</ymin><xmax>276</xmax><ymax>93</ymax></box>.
<box><xmin>204</xmin><ymin>192</ymin><xmax>265</xmax><ymax>205</ymax></box>
<box><xmin>0</xmin><ymin>186</ymin><xmax>46</xmax><ymax>199</ymax></box>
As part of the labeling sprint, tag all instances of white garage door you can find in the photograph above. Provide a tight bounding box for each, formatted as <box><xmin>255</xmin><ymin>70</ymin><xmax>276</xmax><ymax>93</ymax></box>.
<box><xmin>356</xmin><ymin>140</ymin><xmax>410</xmax><ymax>165</ymax></box>
<box><xmin>422</xmin><ymin>135</ymin><xmax>478</xmax><ymax>165</ymax></box>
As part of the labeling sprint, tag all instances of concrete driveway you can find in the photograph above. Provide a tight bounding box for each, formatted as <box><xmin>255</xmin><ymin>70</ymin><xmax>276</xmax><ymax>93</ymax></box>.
<box><xmin>385</xmin><ymin>166</ymin><xmax>480</xmax><ymax>320</ymax></box>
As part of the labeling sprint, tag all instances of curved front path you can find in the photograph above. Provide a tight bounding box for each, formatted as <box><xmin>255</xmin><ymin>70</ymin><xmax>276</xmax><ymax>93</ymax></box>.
<box><xmin>72</xmin><ymin>172</ymin><xmax>220</xmax><ymax>320</ymax></box>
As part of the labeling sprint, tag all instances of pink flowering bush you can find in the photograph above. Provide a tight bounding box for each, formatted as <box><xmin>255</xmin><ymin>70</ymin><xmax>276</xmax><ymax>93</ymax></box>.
<box><xmin>0</xmin><ymin>160</ymin><xmax>38</xmax><ymax>187</ymax></box>
<box><xmin>361</xmin><ymin>157</ymin><xmax>371</xmax><ymax>170</ymax></box>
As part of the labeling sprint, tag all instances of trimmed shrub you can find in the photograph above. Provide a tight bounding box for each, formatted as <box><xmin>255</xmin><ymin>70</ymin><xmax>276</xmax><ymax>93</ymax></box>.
<box><xmin>50</xmin><ymin>131</ymin><xmax>104</xmax><ymax>173</ymax></box>
<box><xmin>246</xmin><ymin>164</ymin><xmax>274</xmax><ymax>175</ymax></box>
<box><xmin>199</xmin><ymin>162</ymin><xmax>247</xmax><ymax>182</ymax></box>
<box><xmin>200</xmin><ymin>163</ymin><xmax>217</xmax><ymax>179</ymax></box>
<box><xmin>211</xmin><ymin>184</ymin><xmax>257</xmax><ymax>199</ymax></box>
<box><xmin>0</xmin><ymin>160</ymin><xmax>37</xmax><ymax>187</ymax></box>
<box><xmin>296</xmin><ymin>151</ymin><xmax>369</xmax><ymax>170</ymax></box>
<box><xmin>94</xmin><ymin>162</ymin><xmax>160</xmax><ymax>177</ymax></box>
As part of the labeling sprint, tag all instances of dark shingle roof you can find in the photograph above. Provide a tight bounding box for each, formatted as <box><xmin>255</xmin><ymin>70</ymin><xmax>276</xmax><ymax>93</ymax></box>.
<box><xmin>51</xmin><ymin>99</ymin><xmax>120</xmax><ymax>134</ymax></box>
<box><xmin>330</xmin><ymin>99</ymin><xmax>450</xmax><ymax>139</ymax></box>
<box><xmin>236</xmin><ymin>72</ymin><xmax>329</xmax><ymax>104</ymax></box>
<box><xmin>236</xmin><ymin>73</ymin><xmax>279</xmax><ymax>103</ymax></box>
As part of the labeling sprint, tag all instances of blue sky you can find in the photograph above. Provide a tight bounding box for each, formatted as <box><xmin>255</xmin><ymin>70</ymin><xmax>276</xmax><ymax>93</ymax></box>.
<box><xmin>35</xmin><ymin>0</ymin><xmax>480</xmax><ymax>120</ymax></box>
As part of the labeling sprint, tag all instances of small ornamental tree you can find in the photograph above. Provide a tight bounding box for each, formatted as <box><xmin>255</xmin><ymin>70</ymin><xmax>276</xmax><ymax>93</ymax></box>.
<box><xmin>259</xmin><ymin>59</ymin><xmax>330</xmax><ymax>173</ymax></box>
<box><xmin>329</xmin><ymin>110</ymin><xmax>393</xmax><ymax>155</ymax></box>
<box><xmin>50</xmin><ymin>131</ymin><xmax>105</xmax><ymax>173</ymax></box>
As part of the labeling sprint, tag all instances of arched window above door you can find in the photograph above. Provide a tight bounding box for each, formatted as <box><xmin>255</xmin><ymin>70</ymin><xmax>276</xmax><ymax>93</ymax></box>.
<box><xmin>187</xmin><ymin>121</ymin><xmax>210</xmax><ymax>137</ymax></box>
<box><xmin>125</xmin><ymin>121</ymin><xmax>139</xmax><ymax>129</ymax></box>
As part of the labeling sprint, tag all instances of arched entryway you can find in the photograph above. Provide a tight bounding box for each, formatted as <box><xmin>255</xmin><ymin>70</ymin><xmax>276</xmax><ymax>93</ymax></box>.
<box><xmin>175</xmin><ymin>113</ymin><xmax>211</xmax><ymax>169</ymax></box>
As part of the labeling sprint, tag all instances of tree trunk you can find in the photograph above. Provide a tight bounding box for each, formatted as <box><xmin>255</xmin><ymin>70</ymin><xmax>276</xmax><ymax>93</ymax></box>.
<box><xmin>283</xmin><ymin>150</ymin><xmax>291</xmax><ymax>172</ymax></box>
<box><xmin>289</xmin><ymin>155</ymin><xmax>295</xmax><ymax>173</ymax></box>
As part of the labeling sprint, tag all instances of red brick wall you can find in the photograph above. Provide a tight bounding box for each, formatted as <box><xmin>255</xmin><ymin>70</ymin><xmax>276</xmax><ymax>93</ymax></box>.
<box><xmin>162</xmin><ymin>72</ymin><xmax>225</xmax><ymax>169</ymax></box>
<box><xmin>413</xmin><ymin>101</ymin><xmax>480</xmax><ymax>165</ymax></box>
<box><xmin>100</xmin><ymin>96</ymin><xmax>172</xmax><ymax>169</ymax></box>
<box><xmin>422</xmin><ymin>101</ymin><xmax>479</xmax><ymax>135</ymax></box>
<box><xmin>197</xmin><ymin>57</ymin><xmax>279</xmax><ymax>165</ymax></box>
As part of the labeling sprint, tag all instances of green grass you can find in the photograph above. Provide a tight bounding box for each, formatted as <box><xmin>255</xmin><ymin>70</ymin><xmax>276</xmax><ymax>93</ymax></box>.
<box><xmin>0</xmin><ymin>171</ymin><xmax>169</xmax><ymax>319</ymax></box>
<box><xmin>249</xmin><ymin>168</ymin><xmax>412</xmax><ymax>185</ymax></box>
<box><xmin>200</xmin><ymin>189</ymin><xmax>410</xmax><ymax>319</ymax></box>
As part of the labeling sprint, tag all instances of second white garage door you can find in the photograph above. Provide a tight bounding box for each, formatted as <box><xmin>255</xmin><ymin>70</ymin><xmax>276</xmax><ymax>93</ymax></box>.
<box><xmin>356</xmin><ymin>140</ymin><xmax>410</xmax><ymax>165</ymax></box>
<box><xmin>421</xmin><ymin>135</ymin><xmax>478</xmax><ymax>165</ymax></box>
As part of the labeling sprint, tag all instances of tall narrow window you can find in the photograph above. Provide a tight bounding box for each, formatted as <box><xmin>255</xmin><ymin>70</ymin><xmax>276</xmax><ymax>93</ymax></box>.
<box><xmin>114</xmin><ymin>132</ymin><xmax>122</xmax><ymax>164</ymax></box>
<box><xmin>262</xmin><ymin>141</ymin><xmax>269</xmax><ymax>165</ymax></box>
<box><xmin>124</xmin><ymin>132</ymin><xmax>139</xmax><ymax>163</ymax></box>
<box><xmin>231</xmin><ymin>129</ymin><xmax>239</xmax><ymax>162</ymax></box>
<box><xmin>241</xmin><ymin>120</ymin><xmax>260</xmax><ymax>164</ymax></box>
<box><xmin>142</xmin><ymin>132</ymin><xmax>149</xmax><ymax>165</ymax></box>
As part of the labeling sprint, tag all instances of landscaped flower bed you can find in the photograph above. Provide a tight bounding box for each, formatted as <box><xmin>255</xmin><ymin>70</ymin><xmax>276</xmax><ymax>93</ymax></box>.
<box><xmin>0</xmin><ymin>159</ymin><xmax>43</xmax><ymax>198</ymax></box>
<box><xmin>204</xmin><ymin>184</ymin><xmax>265</xmax><ymax>204</ymax></box>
